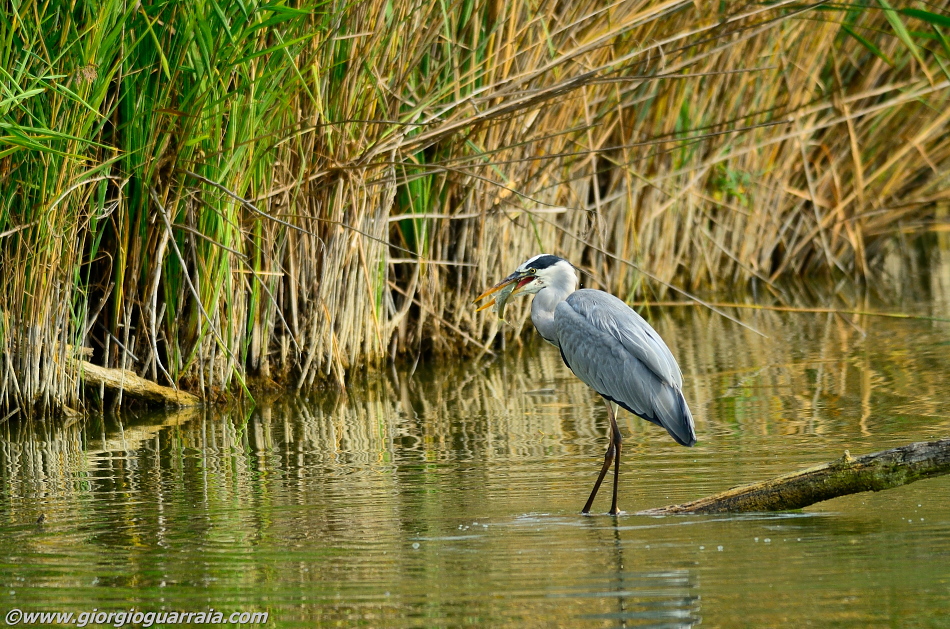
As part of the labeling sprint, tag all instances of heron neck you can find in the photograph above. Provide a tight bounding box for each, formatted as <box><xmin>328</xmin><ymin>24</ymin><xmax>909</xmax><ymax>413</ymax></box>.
<box><xmin>530</xmin><ymin>283</ymin><xmax>573</xmax><ymax>347</ymax></box>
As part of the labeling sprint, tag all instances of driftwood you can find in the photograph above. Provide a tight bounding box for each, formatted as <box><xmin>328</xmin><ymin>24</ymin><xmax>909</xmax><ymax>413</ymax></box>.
<box><xmin>74</xmin><ymin>358</ymin><xmax>200</xmax><ymax>407</ymax></box>
<box><xmin>640</xmin><ymin>438</ymin><xmax>950</xmax><ymax>515</ymax></box>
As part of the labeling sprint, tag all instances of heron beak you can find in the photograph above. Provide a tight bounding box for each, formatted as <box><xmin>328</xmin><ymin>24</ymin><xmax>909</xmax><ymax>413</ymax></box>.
<box><xmin>473</xmin><ymin>272</ymin><xmax>534</xmax><ymax>311</ymax></box>
<box><xmin>473</xmin><ymin>274</ymin><xmax>517</xmax><ymax>311</ymax></box>
<box><xmin>474</xmin><ymin>298</ymin><xmax>496</xmax><ymax>313</ymax></box>
<box><xmin>475</xmin><ymin>299</ymin><xmax>495</xmax><ymax>312</ymax></box>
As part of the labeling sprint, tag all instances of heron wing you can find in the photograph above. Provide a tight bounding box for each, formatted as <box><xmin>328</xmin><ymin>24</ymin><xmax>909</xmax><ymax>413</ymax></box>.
<box><xmin>554</xmin><ymin>290</ymin><xmax>695</xmax><ymax>446</ymax></box>
<box><xmin>563</xmin><ymin>290</ymin><xmax>682</xmax><ymax>386</ymax></box>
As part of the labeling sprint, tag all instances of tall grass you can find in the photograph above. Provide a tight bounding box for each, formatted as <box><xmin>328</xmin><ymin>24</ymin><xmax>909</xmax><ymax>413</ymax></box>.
<box><xmin>1</xmin><ymin>0</ymin><xmax>949</xmax><ymax>415</ymax></box>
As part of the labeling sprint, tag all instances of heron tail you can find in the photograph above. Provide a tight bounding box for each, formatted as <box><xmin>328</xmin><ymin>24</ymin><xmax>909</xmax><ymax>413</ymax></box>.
<box><xmin>659</xmin><ymin>386</ymin><xmax>696</xmax><ymax>447</ymax></box>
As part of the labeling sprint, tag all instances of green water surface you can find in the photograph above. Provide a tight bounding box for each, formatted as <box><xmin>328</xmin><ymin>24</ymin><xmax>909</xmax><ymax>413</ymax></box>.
<box><xmin>2</xmin><ymin>297</ymin><xmax>949</xmax><ymax>628</ymax></box>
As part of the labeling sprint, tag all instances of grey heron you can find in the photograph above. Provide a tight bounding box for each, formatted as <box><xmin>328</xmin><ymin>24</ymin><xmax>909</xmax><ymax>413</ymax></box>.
<box><xmin>474</xmin><ymin>254</ymin><xmax>696</xmax><ymax>515</ymax></box>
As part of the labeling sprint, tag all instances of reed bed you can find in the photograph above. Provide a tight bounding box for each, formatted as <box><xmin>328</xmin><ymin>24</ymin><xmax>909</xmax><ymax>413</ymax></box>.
<box><xmin>1</xmin><ymin>0</ymin><xmax>949</xmax><ymax>415</ymax></box>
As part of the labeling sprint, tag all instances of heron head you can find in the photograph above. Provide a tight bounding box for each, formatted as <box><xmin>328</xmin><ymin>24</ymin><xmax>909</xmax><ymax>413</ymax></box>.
<box><xmin>473</xmin><ymin>254</ymin><xmax>576</xmax><ymax>312</ymax></box>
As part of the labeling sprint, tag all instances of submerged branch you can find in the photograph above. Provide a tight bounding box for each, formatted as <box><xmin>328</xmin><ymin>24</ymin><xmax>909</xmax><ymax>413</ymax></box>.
<box><xmin>74</xmin><ymin>358</ymin><xmax>201</xmax><ymax>408</ymax></box>
<box><xmin>640</xmin><ymin>438</ymin><xmax>950</xmax><ymax>515</ymax></box>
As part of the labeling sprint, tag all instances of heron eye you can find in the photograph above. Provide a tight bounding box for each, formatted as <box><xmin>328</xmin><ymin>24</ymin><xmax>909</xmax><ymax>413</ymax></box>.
<box><xmin>528</xmin><ymin>268</ymin><xmax>537</xmax><ymax>274</ymax></box>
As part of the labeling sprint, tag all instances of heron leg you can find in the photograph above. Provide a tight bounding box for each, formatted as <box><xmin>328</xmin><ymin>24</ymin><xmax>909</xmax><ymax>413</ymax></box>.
<box><xmin>608</xmin><ymin>403</ymin><xmax>622</xmax><ymax>516</ymax></box>
<box><xmin>582</xmin><ymin>401</ymin><xmax>619</xmax><ymax>514</ymax></box>
<box><xmin>582</xmin><ymin>435</ymin><xmax>614</xmax><ymax>514</ymax></box>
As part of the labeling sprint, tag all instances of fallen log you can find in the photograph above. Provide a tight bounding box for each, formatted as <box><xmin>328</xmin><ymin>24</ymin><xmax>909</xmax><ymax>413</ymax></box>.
<box><xmin>74</xmin><ymin>358</ymin><xmax>201</xmax><ymax>407</ymax></box>
<box><xmin>640</xmin><ymin>437</ymin><xmax>950</xmax><ymax>515</ymax></box>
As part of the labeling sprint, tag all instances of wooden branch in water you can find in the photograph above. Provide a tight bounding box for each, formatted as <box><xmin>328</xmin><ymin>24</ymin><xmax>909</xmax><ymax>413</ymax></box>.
<box><xmin>640</xmin><ymin>438</ymin><xmax>950</xmax><ymax>515</ymax></box>
<box><xmin>74</xmin><ymin>358</ymin><xmax>201</xmax><ymax>407</ymax></box>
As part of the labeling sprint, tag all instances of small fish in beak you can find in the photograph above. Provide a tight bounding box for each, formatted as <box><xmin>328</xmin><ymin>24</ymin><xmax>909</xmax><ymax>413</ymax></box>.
<box><xmin>479</xmin><ymin>281</ymin><xmax>517</xmax><ymax>321</ymax></box>
<box><xmin>474</xmin><ymin>273</ymin><xmax>534</xmax><ymax>322</ymax></box>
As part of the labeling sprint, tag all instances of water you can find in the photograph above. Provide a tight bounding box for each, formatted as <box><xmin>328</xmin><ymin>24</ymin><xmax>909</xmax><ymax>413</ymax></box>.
<box><xmin>2</xmin><ymin>295</ymin><xmax>950</xmax><ymax>627</ymax></box>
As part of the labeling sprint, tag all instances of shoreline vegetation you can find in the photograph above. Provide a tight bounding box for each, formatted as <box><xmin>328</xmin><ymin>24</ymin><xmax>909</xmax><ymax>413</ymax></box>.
<box><xmin>2</xmin><ymin>0</ymin><xmax>949</xmax><ymax>417</ymax></box>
